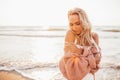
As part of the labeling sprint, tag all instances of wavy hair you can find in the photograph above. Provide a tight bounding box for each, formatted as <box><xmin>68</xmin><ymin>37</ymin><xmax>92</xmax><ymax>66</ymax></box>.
<box><xmin>68</xmin><ymin>7</ymin><xmax>92</xmax><ymax>46</ymax></box>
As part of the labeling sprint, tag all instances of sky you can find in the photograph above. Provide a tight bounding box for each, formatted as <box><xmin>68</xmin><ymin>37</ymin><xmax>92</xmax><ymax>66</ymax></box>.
<box><xmin>0</xmin><ymin>0</ymin><xmax>120</xmax><ymax>26</ymax></box>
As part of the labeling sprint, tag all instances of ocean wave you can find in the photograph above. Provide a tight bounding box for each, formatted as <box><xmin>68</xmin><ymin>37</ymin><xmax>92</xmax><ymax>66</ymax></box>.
<box><xmin>18</xmin><ymin>63</ymin><xmax>58</xmax><ymax>70</ymax></box>
<box><xmin>102</xmin><ymin>63</ymin><xmax>120</xmax><ymax>70</ymax></box>
<box><xmin>100</xmin><ymin>36</ymin><xmax>120</xmax><ymax>39</ymax></box>
<box><xmin>1</xmin><ymin>60</ymin><xmax>120</xmax><ymax>71</ymax></box>
<box><xmin>101</xmin><ymin>29</ymin><xmax>120</xmax><ymax>32</ymax></box>
<box><xmin>0</xmin><ymin>34</ymin><xmax>64</xmax><ymax>37</ymax></box>
<box><xmin>0</xmin><ymin>27</ymin><xmax>66</xmax><ymax>31</ymax></box>
<box><xmin>0</xmin><ymin>62</ymin><xmax>58</xmax><ymax>70</ymax></box>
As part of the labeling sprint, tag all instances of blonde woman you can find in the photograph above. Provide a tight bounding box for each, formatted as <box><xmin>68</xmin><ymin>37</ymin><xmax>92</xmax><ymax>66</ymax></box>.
<box><xmin>59</xmin><ymin>7</ymin><xmax>101</xmax><ymax>80</ymax></box>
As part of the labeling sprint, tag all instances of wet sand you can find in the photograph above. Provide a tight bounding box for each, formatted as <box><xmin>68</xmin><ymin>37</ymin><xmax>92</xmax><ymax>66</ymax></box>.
<box><xmin>0</xmin><ymin>70</ymin><xmax>33</xmax><ymax>80</ymax></box>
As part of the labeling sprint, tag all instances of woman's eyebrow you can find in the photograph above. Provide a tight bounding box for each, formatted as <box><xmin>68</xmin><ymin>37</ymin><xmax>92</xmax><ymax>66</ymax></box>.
<box><xmin>69</xmin><ymin>21</ymin><xmax>80</xmax><ymax>25</ymax></box>
<box><xmin>76</xmin><ymin>21</ymin><xmax>80</xmax><ymax>23</ymax></box>
<box><xmin>75</xmin><ymin>22</ymin><xmax>80</xmax><ymax>24</ymax></box>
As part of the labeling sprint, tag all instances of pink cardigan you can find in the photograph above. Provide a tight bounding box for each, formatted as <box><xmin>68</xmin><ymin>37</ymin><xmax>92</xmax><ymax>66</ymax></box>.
<box><xmin>59</xmin><ymin>46</ymin><xmax>101</xmax><ymax>80</ymax></box>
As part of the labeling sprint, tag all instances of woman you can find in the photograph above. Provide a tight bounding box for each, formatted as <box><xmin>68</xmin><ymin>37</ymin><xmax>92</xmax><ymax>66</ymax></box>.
<box><xmin>59</xmin><ymin>7</ymin><xmax>101</xmax><ymax>80</ymax></box>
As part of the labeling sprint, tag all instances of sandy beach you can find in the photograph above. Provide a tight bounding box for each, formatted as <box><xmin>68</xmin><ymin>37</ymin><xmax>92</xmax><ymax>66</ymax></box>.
<box><xmin>0</xmin><ymin>70</ymin><xmax>33</xmax><ymax>80</ymax></box>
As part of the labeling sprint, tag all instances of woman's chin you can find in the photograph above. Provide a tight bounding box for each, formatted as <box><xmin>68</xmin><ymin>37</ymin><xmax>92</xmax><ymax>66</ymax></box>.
<box><xmin>76</xmin><ymin>32</ymin><xmax>81</xmax><ymax>35</ymax></box>
<box><xmin>73</xmin><ymin>30</ymin><xmax>81</xmax><ymax>35</ymax></box>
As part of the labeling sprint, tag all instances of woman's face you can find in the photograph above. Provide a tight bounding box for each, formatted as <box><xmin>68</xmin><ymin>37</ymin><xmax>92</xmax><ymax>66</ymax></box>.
<box><xmin>68</xmin><ymin>14</ymin><xmax>83</xmax><ymax>35</ymax></box>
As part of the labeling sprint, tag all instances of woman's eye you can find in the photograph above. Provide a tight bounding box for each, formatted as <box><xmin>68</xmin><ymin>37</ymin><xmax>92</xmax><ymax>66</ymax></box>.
<box><xmin>69</xmin><ymin>23</ymin><xmax>73</xmax><ymax>26</ymax></box>
<box><xmin>76</xmin><ymin>22</ymin><xmax>80</xmax><ymax>25</ymax></box>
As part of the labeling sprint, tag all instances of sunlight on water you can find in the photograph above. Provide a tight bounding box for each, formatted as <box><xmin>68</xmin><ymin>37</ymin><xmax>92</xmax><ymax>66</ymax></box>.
<box><xmin>30</xmin><ymin>69</ymin><xmax>58</xmax><ymax>80</ymax></box>
<box><xmin>31</xmin><ymin>38</ymin><xmax>59</xmax><ymax>63</ymax></box>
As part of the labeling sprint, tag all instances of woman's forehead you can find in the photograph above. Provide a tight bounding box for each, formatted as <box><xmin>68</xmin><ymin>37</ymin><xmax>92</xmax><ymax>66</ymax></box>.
<box><xmin>69</xmin><ymin>14</ymin><xmax>80</xmax><ymax>23</ymax></box>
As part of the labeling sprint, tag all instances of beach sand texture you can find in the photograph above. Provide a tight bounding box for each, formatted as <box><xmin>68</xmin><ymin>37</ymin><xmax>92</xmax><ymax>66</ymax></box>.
<box><xmin>0</xmin><ymin>70</ymin><xmax>33</xmax><ymax>80</ymax></box>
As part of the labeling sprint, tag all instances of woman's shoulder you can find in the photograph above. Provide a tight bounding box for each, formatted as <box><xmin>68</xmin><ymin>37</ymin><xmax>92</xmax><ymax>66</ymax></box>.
<box><xmin>92</xmin><ymin>32</ymin><xmax>99</xmax><ymax>45</ymax></box>
<box><xmin>65</xmin><ymin>29</ymin><xmax>76</xmax><ymax>42</ymax></box>
<box><xmin>66</xmin><ymin>29</ymin><xmax>76</xmax><ymax>36</ymax></box>
<box><xmin>92</xmin><ymin>32</ymin><xmax>99</xmax><ymax>39</ymax></box>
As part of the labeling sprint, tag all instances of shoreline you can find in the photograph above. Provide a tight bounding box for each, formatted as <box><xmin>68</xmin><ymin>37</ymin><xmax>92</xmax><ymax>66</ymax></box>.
<box><xmin>0</xmin><ymin>69</ymin><xmax>33</xmax><ymax>80</ymax></box>
<box><xmin>0</xmin><ymin>65</ymin><xmax>120</xmax><ymax>80</ymax></box>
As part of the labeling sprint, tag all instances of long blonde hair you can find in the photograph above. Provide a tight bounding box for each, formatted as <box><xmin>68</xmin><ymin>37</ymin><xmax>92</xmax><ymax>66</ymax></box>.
<box><xmin>68</xmin><ymin>7</ymin><xmax>92</xmax><ymax>46</ymax></box>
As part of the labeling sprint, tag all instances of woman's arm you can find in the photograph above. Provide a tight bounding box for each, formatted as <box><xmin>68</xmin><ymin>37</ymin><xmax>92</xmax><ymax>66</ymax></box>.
<box><xmin>64</xmin><ymin>30</ymin><xmax>82</xmax><ymax>54</ymax></box>
<box><xmin>65</xmin><ymin>30</ymin><xmax>75</xmax><ymax>43</ymax></box>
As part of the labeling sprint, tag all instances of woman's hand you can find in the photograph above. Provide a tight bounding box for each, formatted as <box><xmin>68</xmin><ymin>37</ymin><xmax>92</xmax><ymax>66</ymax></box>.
<box><xmin>64</xmin><ymin>43</ymin><xmax>83</xmax><ymax>54</ymax></box>
<box><xmin>82</xmin><ymin>46</ymin><xmax>91</xmax><ymax>56</ymax></box>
